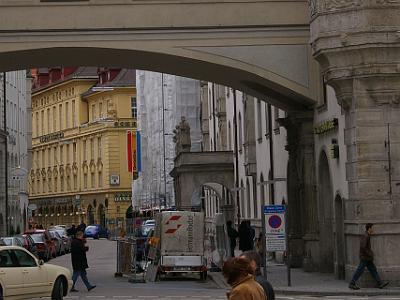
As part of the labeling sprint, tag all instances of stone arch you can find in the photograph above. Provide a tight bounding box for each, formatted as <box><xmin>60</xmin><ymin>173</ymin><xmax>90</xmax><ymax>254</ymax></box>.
<box><xmin>318</xmin><ymin>150</ymin><xmax>334</xmax><ymax>273</ymax></box>
<box><xmin>171</xmin><ymin>151</ymin><xmax>234</xmax><ymax>211</ymax></box>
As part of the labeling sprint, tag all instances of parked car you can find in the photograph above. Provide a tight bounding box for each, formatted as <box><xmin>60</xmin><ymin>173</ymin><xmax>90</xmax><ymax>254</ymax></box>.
<box><xmin>14</xmin><ymin>234</ymin><xmax>38</xmax><ymax>258</ymax></box>
<box><xmin>84</xmin><ymin>225</ymin><xmax>109</xmax><ymax>239</ymax></box>
<box><xmin>0</xmin><ymin>237</ymin><xmax>23</xmax><ymax>247</ymax></box>
<box><xmin>0</xmin><ymin>245</ymin><xmax>72</xmax><ymax>299</ymax></box>
<box><xmin>50</xmin><ymin>227</ymin><xmax>71</xmax><ymax>253</ymax></box>
<box><xmin>25</xmin><ymin>230</ymin><xmax>57</xmax><ymax>260</ymax></box>
<box><xmin>24</xmin><ymin>232</ymin><xmax>50</xmax><ymax>261</ymax></box>
<box><xmin>49</xmin><ymin>230</ymin><xmax>65</xmax><ymax>256</ymax></box>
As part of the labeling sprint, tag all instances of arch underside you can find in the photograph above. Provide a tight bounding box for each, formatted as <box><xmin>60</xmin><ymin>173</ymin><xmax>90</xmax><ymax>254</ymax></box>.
<box><xmin>0</xmin><ymin>40</ymin><xmax>317</xmax><ymax>110</ymax></box>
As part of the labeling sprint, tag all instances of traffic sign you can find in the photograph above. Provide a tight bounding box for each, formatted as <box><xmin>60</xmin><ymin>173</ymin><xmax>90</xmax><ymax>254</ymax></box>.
<box><xmin>264</xmin><ymin>205</ymin><xmax>286</xmax><ymax>251</ymax></box>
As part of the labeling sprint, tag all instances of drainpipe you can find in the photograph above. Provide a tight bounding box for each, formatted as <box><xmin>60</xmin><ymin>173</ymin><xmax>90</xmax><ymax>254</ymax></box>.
<box><xmin>233</xmin><ymin>90</ymin><xmax>240</xmax><ymax>225</ymax></box>
<box><xmin>3</xmin><ymin>72</ymin><xmax>8</xmax><ymax>235</ymax></box>
<box><xmin>267</xmin><ymin>104</ymin><xmax>275</xmax><ymax>204</ymax></box>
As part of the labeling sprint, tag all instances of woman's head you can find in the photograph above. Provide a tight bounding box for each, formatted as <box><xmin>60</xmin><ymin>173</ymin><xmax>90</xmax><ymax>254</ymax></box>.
<box><xmin>222</xmin><ymin>257</ymin><xmax>253</xmax><ymax>285</ymax></box>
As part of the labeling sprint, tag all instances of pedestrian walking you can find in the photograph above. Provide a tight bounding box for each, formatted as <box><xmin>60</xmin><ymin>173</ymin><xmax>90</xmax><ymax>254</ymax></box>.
<box><xmin>239</xmin><ymin>220</ymin><xmax>253</xmax><ymax>251</ymax></box>
<box><xmin>70</xmin><ymin>231</ymin><xmax>96</xmax><ymax>292</ymax></box>
<box><xmin>227</xmin><ymin>221</ymin><xmax>239</xmax><ymax>257</ymax></box>
<box><xmin>241</xmin><ymin>250</ymin><xmax>275</xmax><ymax>300</ymax></box>
<box><xmin>222</xmin><ymin>257</ymin><xmax>266</xmax><ymax>300</ymax></box>
<box><xmin>348</xmin><ymin>223</ymin><xmax>388</xmax><ymax>290</ymax></box>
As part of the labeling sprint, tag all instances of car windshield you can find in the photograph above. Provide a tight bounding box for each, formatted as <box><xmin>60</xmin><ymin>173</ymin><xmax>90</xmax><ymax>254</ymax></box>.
<box><xmin>30</xmin><ymin>234</ymin><xmax>45</xmax><ymax>243</ymax></box>
<box><xmin>86</xmin><ymin>226</ymin><xmax>96</xmax><ymax>231</ymax></box>
<box><xmin>54</xmin><ymin>229</ymin><xmax>66</xmax><ymax>236</ymax></box>
<box><xmin>2</xmin><ymin>237</ymin><xmax>13</xmax><ymax>245</ymax></box>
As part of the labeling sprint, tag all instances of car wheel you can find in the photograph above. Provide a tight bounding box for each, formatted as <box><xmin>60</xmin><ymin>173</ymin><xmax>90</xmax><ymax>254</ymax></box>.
<box><xmin>0</xmin><ymin>284</ymin><xmax>4</xmax><ymax>300</ymax></box>
<box><xmin>51</xmin><ymin>277</ymin><xmax>64</xmax><ymax>300</ymax></box>
<box><xmin>200</xmin><ymin>271</ymin><xmax>207</xmax><ymax>281</ymax></box>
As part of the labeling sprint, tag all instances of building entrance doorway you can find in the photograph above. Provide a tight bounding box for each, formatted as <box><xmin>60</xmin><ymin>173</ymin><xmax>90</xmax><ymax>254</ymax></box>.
<box><xmin>98</xmin><ymin>204</ymin><xmax>106</xmax><ymax>228</ymax></box>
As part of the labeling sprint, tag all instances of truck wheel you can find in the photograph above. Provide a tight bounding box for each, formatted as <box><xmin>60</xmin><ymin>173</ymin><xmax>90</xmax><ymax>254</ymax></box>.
<box><xmin>200</xmin><ymin>271</ymin><xmax>207</xmax><ymax>281</ymax></box>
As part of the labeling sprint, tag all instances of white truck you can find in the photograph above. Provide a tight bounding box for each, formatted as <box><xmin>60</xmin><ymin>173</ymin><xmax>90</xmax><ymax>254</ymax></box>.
<box><xmin>154</xmin><ymin>211</ymin><xmax>207</xmax><ymax>279</ymax></box>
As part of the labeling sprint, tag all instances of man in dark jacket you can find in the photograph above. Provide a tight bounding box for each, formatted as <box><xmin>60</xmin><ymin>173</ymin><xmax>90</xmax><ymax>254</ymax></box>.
<box><xmin>227</xmin><ymin>221</ymin><xmax>239</xmax><ymax>257</ymax></box>
<box><xmin>240</xmin><ymin>250</ymin><xmax>275</xmax><ymax>300</ymax></box>
<box><xmin>349</xmin><ymin>223</ymin><xmax>388</xmax><ymax>290</ymax></box>
<box><xmin>70</xmin><ymin>231</ymin><xmax>96</xmax><ymax>292</ymax></box>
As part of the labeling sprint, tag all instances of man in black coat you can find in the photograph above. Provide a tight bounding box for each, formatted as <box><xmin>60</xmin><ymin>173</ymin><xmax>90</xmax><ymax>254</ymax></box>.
<box><xmin>226</xmin><ymin>221</ymin><xmax>239</xmax><ymax>257</ymax></box>
<box><xmin>70</xmin><ymin>231</ymin><xmax>96</xmax><ymax>292</ymax></box>
<box><xmin>241</xmin><ymin>250</ymin><xmax>275</xmax><ymax>300</ymax></box>
<box><xmin>349</xmin><ymin>223</ymin><xmax>388</xmax><ymax>290</ymax></box>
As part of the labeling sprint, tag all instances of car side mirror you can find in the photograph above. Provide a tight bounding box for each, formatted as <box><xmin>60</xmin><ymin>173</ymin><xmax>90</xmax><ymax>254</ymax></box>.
<box><xmin>38</xmin><ymin>259</ymin><xmax>44</xmax><ymax>266</ymax></box>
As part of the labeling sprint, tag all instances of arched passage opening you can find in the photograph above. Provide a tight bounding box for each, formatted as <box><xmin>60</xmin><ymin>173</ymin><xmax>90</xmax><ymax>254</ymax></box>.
<box><xmin>318</xmin><ymin>151</ymin><xmax>334</xmax><ymax>273</ymax></box>
<box><xmin>193</xmin><ymin>182</ymin><xmax>233</xmax><ymax>270</ymax></box>
<box><xmin>98</xmin><ymin>204</ymin><xmax>106</xmax><ymax>228</ymax></box>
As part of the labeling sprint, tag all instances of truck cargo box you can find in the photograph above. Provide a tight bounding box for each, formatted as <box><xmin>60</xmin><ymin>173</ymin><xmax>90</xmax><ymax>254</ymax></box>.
<box><xmin>155</xmin><ymin>211</ymin><xmax>204</xmax><ymax>256</ymax></box>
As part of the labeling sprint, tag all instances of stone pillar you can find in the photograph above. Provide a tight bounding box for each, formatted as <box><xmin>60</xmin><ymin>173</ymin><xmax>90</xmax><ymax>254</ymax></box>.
<box><xmin>280</xmin><ymin>110</ymin><xmax>318</xmax><ymax>268</ymax></box>
<box><xmin>311</xmin><ymin>1</ymin><xmax>400</xmax><ymax>284</ymax></box>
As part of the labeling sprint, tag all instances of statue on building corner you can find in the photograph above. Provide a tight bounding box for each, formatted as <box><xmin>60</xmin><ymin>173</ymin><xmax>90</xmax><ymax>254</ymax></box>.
<box><xmin>173</xmin><ymin>116</ymin><xmax>191</xmax><ymax>155</ymax></box>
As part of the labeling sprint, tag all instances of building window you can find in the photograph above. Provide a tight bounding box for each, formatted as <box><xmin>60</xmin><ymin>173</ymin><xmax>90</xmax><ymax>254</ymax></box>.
<box><xmin>41</xmin><ymin>110</ymin><xmax>44</xmax><ymax>135</ymax></box>
<box><xmin>54</xmin><ymin>177</ymin><xmax>57</xmax><ymax>192</ymax></box>
<box><xmin>91</xmin><ymin>173</ymin><xmax>95</xmax><ymax>188</ymax></box>
<box><xmin>41</xmin><ymin>150</ymin><xmax>45</xmax><ymax>169</ymax></box>
<box><xmin>47</xmin><ymin>148</ymin><xmax>51</xmax><ymax>167</ymax></box>
<box><xmin>60</xmin><ymin>146</ymin><xmax>63</xmax><ymax>164</ymax></box>
<box><xmin>72</xmin><ymin>100</ymin><xmax>76</xmax><ymax>127</ymax></box>
<box><xmin>65</xmin><ymin>102</ymin><xmax>69</xmax><ymax>128</ymax></box>
<box><xmin>60</xmin><ymin>177</ymin><xmax>64</xmax><ymax>191</ymax></box>
<box><xmin>35</xmin><ymin>112</ymin><xmax>39</xmax><ymax>138</ymax></box>
<box><xmin>131</xmin><ymin>97</ymin><xmax>137</xmax><ymax>118</ymax></box>
<box><xmin>97</xmin><ymin>137</ymin><xmax>101</xmax><ymax>158</ymax></box>
<box><xmin>59</xmin><ymin>104</ymin><xmax>63</xmax><ymax>130</ymax></box>
<box><xmin>260</xmin><ymin>173</ymin><xmax>265</xmax><ymax>207</ymax></box>
<box><xmin>53</xmin><ymin>106</ymin><xmax>56</xmax><ymax>132</ymax></box>
<box><xmin>84</xmin><ymin>174</ymin><xmax>88</xmax><ymax>189</ymax></box>
<box><xmin>90</xmin><ymin>139</ymin><xmax>94</xmax><ymax>160</ymax></box>
<box><xmin>99</xmin><ymin>102</ymin><xmax>103</xmax><ymax>119</ymax></box>
<box><xmin>83</xmin><ymin>140</ymin><xmax>87</xmax><ymax>161</ymax></box>
<box><xmin>73</xmin><ymin>175</ymin><xmax>77</xmax><ymax>190</ymax></box>
<box><xmin>257</xmin><ymin>100</ymin><xmax>262</xmax><ymax>141</ymax></box>
<box><xmin>73</xmin><ymin>142</ymin><xmax>77</xmax><ymax>162</ymax></box>
<box><xmin>67</xmin><ymin>177</ymin><xmax>71</xmax><ymax>191</ymax></box>
<box><xmin>228</xmin><ymin>121</ymin><xmax>232</xmax><ymax>151</ymax></box>
<box><xmin>47</xmin><ymin>108</ymin><xmax>50</xmax><ymax>135</ymax></box>
<box><xmin>66</xmin><ymin>144</ymin><xmax>70</xmax><ymax>163</ymax></box>
<box><xmin>91</xmin><ymin>104</ymin><xmax>96</xmax><ymax>121</ymax></box>
<box><xmin>48</xmin><ymin>178</ymin><xmax>52</xmax><ymax>192</ymax></box>
<box><xmin>98</xmin><ymin>172</ymin><xmax>103</xmax><ymax>188</ymax></box>
<box><xmin>238</xmin><ymin>112</ymin><xmax>243</xmax><ymax>152</ymax></box>
<box><xmin>53</xmin><ymin>146</ymin><xmax>58</xmax><ymax>165</ymax></box>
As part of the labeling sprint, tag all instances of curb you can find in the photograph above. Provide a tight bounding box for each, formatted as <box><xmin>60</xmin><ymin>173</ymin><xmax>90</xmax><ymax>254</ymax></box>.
<box><xmin>208</xmin><ymin>273</ymin><xmax>400</xmax><ymax>297</ymax></box>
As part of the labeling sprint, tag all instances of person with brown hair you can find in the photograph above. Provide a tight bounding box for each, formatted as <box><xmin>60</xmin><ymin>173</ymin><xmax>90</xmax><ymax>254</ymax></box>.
<box><xmin>222</xmin><ymin>257</ymin><xmax>266</xmax><ymax>300</ymax></box>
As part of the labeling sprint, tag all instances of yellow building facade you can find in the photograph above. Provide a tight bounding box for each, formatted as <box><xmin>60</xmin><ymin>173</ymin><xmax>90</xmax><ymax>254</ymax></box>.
<box><xmin>29</xmin><ymin>68</ymin><xmax>137</xmax><ymax>230</ymax></box>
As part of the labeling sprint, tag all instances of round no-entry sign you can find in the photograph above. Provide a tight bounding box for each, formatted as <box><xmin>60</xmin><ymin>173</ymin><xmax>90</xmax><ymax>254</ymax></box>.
<box><xmin>268</xmin><ymin>215</ymin><xmax>282</xmax><ymax>229</ymax></box>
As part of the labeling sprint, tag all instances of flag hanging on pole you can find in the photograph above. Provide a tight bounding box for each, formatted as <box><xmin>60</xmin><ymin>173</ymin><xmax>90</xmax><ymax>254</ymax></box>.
<box><xmin>132</xmin><ymin>131</ymin><xmax>137</xmax><ymax>173</ymax></box>
<box><xmin>127</xmin><ymin>131</ymin><xmax>133</xmax><ymax>172</ymax></box>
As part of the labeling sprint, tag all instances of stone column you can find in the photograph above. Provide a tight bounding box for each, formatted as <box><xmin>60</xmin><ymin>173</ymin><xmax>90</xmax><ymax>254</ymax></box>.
<box><xmin>280</xmin><ymin>110</ymin><xmax>318</xmax><ymax>268</ymax></box>
<box><xmin>311</xmin><ymin>1</ymin><xmax>400</xmax><ymax>284</ymax></box>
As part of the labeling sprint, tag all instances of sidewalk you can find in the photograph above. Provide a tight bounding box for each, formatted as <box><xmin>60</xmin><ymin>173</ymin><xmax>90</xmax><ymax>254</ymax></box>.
<box><xmin>208</xmin><ymin>263</ymin><xmax>400</xmax><ymax>296</ymax></box>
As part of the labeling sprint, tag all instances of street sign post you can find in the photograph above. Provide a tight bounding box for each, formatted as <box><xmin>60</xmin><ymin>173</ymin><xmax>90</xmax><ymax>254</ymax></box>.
<box><xmin>263</xmin><ymin>204</ymin><xmax>291</xmax><ymax>286</ymax></box>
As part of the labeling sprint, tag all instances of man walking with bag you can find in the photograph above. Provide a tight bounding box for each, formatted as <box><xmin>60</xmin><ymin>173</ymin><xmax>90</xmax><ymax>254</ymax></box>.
<box><xmin>70</xmin><ymin>231</ymin><xmax>96</xmax><ymax>292</ymax></box>
<box><xmin>349</xmin><ymin>223</ymin><xmax>388</xmax><ymax>290</ymax></box>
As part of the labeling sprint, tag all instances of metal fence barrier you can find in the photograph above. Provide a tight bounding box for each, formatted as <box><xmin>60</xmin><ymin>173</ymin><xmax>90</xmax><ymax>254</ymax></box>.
<box><xmin>115</xmin><ymin>237</ymin><xmax>149</xmax><ymax>282</ymax></box>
